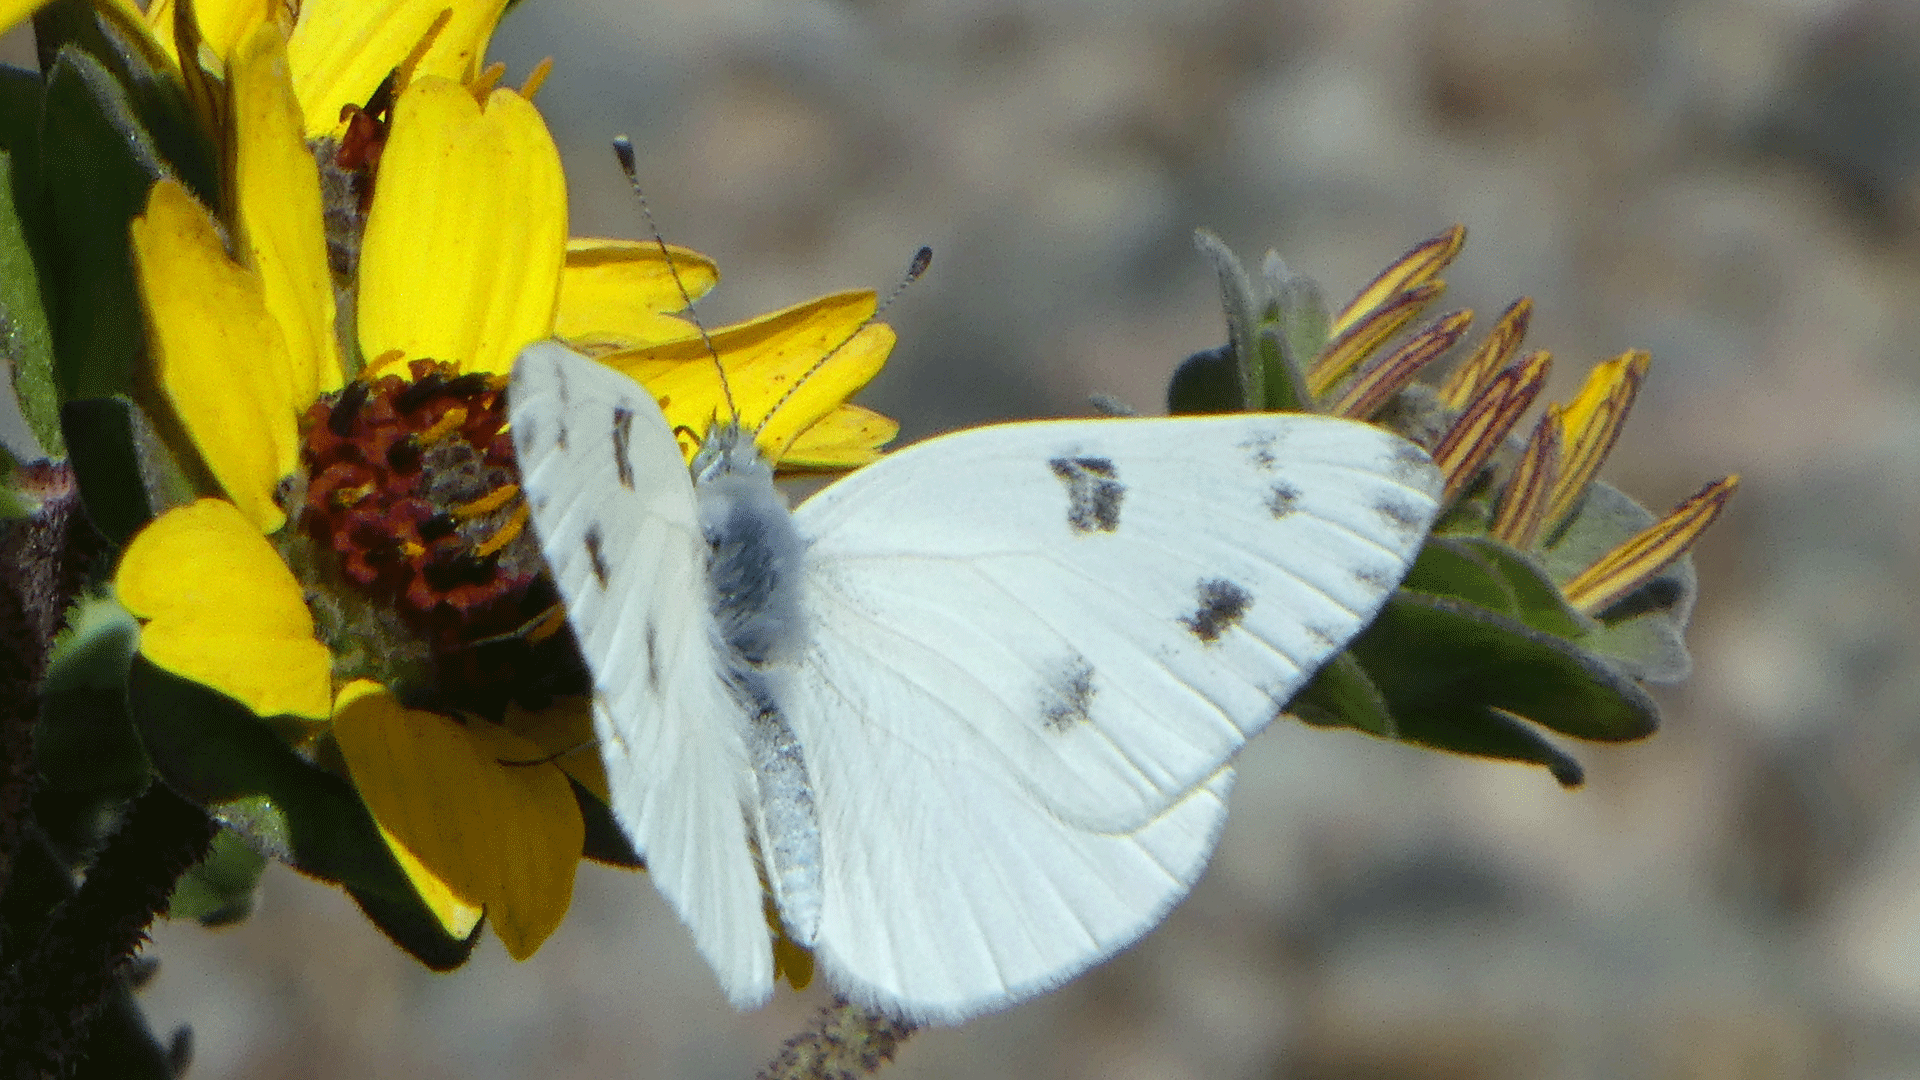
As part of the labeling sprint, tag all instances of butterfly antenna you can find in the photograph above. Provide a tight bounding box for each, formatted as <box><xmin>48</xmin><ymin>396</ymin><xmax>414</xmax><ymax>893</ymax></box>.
<box><xmin>753</xmin><ymin>245</ymin><xmax>932</xmax><ymax>438</ymax></box>
<box><xmin>611</xmin><ymin>135</ymin><xmax>741</xmax><ymax>424</ymax></box>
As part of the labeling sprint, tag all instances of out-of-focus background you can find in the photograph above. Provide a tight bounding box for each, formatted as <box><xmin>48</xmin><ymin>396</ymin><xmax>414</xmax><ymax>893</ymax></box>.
<box><xmin>102</xmin><ymin>0</ymin><xmax>1920</xmax><ymax>1075</ymax></box>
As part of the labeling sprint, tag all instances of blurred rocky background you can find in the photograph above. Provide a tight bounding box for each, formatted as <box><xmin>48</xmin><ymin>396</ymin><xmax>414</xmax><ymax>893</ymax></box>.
<box><xmin>83</xmin><ymin>0</ymin><xmax>1920</xmax><ymax>1075</ymax></box>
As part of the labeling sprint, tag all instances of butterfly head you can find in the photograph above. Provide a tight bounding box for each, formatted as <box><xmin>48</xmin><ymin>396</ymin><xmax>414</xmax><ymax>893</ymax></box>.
<box><xmin>691</xmin><ymin>419</ymin><xmax>774</xmax><ymax>489</ymax></box>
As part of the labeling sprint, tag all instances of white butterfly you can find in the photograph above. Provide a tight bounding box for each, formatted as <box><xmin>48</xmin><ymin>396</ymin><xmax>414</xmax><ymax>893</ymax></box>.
<box><xmin>507</xmin><ymin>340</ymin><xmax>1440</xmax><ymax>1023</ymax></box>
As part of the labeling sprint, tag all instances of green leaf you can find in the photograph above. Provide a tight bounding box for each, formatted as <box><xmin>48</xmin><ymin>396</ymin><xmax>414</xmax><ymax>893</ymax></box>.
<box><xmin>39</xmin><ymin>46</ymin><xmax>167</xmax><ymax>403</ymax></box>
<box><xmin>1539</xmin><ymin>479</ymin><xmax>1697</xmax><ymax>683</ymax></box>
<box><xmin>0</xmin><ymin>149</ymin><xmax>62</xmax><ymax>458</ymax></box>
<box><xmin>1402</xmin><ymin>536</ymin><xmax>1520</xmax><ymax>614</ymax></box>
<box><xmin>33</xmin><ymin>0</ymin><xmax>219</xmax><ymax>203</ymax></box>
<box><xmin>1193</xmin><ymin>229</ymin><xmax>1262</xmax><ymax>410</ymax></box>
<box><xmin>1339</xmin><ymin>592</ymin><xmax>1661</xmax><ymax>783</ymax></box>
<box><xmin>127</xmin><ymin>658</ymin><xmax>481</xmax><ymax>970</ymax></box>
<box><xmin>168</xmin><ymin>826</ymin><xmax>267</xmax><ymax>927</ymax></box>
<box><xmin>36</xmin><ymin>594</ymin><xmax>147</xmax><ymax>794</ymax></box>
<box><xmin>1258</xmin><ymin>250</ymin><xmax>1324</xmax><ymax>412</ymax></box>
<box><xmin>1290</xmin><ymin>652</ymin><xmax>1396</xmax><ymax>738</ymax></box>
<box><xmin>1436</xmin><ymin>535</ymin><xmax>1597</xmax><ymax>640</ymax></box>
<box><xmin>61</xmin><ymin>397</ymin><xmax>159</xmax><ymax>546</ymax></box>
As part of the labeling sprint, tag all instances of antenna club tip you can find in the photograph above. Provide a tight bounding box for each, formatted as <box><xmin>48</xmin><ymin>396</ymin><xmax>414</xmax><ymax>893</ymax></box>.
<box><xmin>909</xmin><ymin>246</ymin><xmax>933</xmax><ymax>278</ymax></box>
<box><xmin>611</xmin><ymin>136</ymin><xmax>638</xmax><ymax>175</ymax></box>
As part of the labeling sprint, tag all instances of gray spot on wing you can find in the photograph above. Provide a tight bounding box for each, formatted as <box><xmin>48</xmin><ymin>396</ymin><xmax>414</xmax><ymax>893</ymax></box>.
<box><xmin>1040</xmin><ymin>656</ymin><xmax>1096</xmax><ymax>732</ymax></box>
<box><xmin>583</xmin><ymin>524</ymin><xmax>610</xmax><ymax>588</ymax></box>
<box><xmin>1241</xmin><ymin>432</ymin><xmax>1278</xmax><ymax>471</ymax></box>
<box><xmin>1267</xmin><ymin>482</ymin><xmax>1300</xmax><ymax>518</ymax></box>
<box><xmin>553</xmin><ymin>357</ymin><xmax>572</xmax><ymax>451</ymax></box>
<box><xmin>1374</xmin><ymin>497</ymin><xmax>1426</xmax><ymax>540</ymax></box>
<box><xmin>611</xmin><ymin>406</ymin><xmax>636</xmax><ymax>490</ymax></box>
<box><xmin>1183</xmin><ymin>578</ymin><xmax>1252</xmax><ymax>643</ymax></box>
<box><xmin>1049</xmin><ymin>456</ymin><xmax>1124</xmax><ymax>533</ymax></box>
<box><xmin>1354</xmin><ymin>565</ymin><xmax>1395</xmax><ymax>592</ymax></box>
<box><xmin>644</xmin><ymin>621</ymin><xmax>660</xmax><ymax>692</ymax></box>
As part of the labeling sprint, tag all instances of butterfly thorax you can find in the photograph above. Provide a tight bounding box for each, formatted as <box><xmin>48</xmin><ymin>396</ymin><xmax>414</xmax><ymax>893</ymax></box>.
<box><xmin>693</xmin><ymin>422</ymin><xmax>808</xmax><ymax>669</ymax></box>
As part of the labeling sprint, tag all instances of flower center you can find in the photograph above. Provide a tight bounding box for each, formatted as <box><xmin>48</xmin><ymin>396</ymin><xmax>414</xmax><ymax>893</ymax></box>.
<box><xmin>295</xmin><ymin>359</ymin><xmax>585</xmax><ymax>715</ymax></box>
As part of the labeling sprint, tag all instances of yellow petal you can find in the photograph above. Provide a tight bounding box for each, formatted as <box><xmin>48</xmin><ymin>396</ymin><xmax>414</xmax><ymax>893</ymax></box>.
<box><xmin>357</xmin><ymin>77</ymin><xmax>566</xmax><ymax>377</ymax></box>
<box><xmin>1431</xmin><ymin>350</ymin><xmax>1550</xmax><ymax>504</ymax></box>
<box><xmin>780</xmin><ymin>404</ymin><xmax>899</xmax><ymax>470</ymax></box>
<box><xmin>286</xmin><ymin>0</ymin><xmax>509</xmax><ymax>136</ymax></box>
<box><xmin>147</xmin><ymin>0</ymin><xmax>276</xmax><ymax>78</ymax></box>
<box><xmin>116</xmin><ymin>499</ymin><xmax>332</xmax><ymax>720</ymax></box>
<box><xmin>383</xmin><ymin>828</ymin><xmax>486</xmax><ymax>940</ymax></box>
<box><xmin>607</xmin><ymin>291</ymin><xmax>892</xmax><ymax>463</ymax></box>
<box><xmin>0</xmin><ymin>0</ymin><xmax>52</xmax><ymax>38</ymax></box>
<box><xmin>554</xmin><ymin>238</ymin><xmax>719</xmax><ymax>353</ymax></box>
<box><xmin>232</xmin><ymin>22</ymin><xmax>344</xmax><ymax>404</ymax></box>
<box><xmin>1545</xmin><ymin>350</ymin><xmax>1650</xmax><ymax>530</ymax></box>
<box><xmin>503</xmin><ymin>697</ymin><xmax>608</xmax><ymax>805</ymax></box>
<box><xmin>1562</xmin><ymin>475</ymin><xmax>1738</xmax><ymax>615</ymax></box>
<box><xmin>1438</xmin><ymin>297</ymin><xmax>1532</xmax><ymax>410</ymax></box>
<box><xmin>129</xmin><ymin>179</ymin><xmax>300</xmax><ymax>533</ymax></box>
<box><xmin>1327</xmin><ymin>225</ymin><xmax>1465</xmax><ymax>339</ymax></box>
<box><xmin>333</xmin><ymin>683</ymin><xmax>583</xmax><ymax>960</ymax></box>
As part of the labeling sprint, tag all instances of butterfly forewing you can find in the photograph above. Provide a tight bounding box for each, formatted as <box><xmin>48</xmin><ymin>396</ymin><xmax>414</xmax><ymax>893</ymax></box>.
<box><xmin>787</xmin><ymin>416</ymin><xmax>1441</xmax><ymax>835</ymax></box>
<box><xmin>509</xmin><ymin>342</ymin><xmax>775</xmax><ymax>1008</ymax></box>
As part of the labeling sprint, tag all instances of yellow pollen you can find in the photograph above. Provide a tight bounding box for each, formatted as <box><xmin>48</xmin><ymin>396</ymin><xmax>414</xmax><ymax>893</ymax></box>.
<box><xmin>471</xmin><ymin>61</ymin><xmax>507</xmax><ymax>99</ymax></box>
<box><xmin>528</xmin><ymin>604</ymin><xmax>570</xmax><ymax>643</ymax></box>
<box><xmin>452</xmin><ymin>484</ymin><xmax>520</xmax><ymax>520</ymax></box>
<box><xmin>473</xmin><ymin>504</ymin><xmax>529</xmax><ymax>559</ymax></box>
<box><xmin>397</xmin><ymin>9</ymin><xmax>452</xmax><ymax>91</ymax></box>
<box><xmin>416</xmin><ymin>406</ymin><xmax>469</xmax><ymax>446</ymax></box>
<box><xmin>332</xmin><ymin>481</ymin><xmax>377</xmax><ymax>509</ymax></box>
<box><xmin>521</xmin><ymin>57</ymin><xmax>554</xmax><ymax>100</ymax></box>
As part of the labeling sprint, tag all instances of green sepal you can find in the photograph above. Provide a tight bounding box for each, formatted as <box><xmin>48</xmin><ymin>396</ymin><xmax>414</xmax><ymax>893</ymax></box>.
<box><xmin>1257</xmin><ymin>250</ymin><xmax>1325</xmax><ymax>412</ymax></box>
<box><xmin>1193</xmin><ymin>230</ymin><xmax>1262</xmax><ymax>410</ymax></box>
<box><xmin>127</xmin><ymin>657</ymin><xmax>482</xmax><ymax>970</ymax></box>
<box><xmin>1187</xmin><ymin>232</ymin><xmax>1319</xmax><ymax>415</ymax></box>
<box><xmin>36</xmin><ymin>593</ymin><xmax>148</xmax><ymax>795</ymax></box>
<box><xmin>1290</xmin><ymin>652</ymin><xmax>1395</xmax><ymax>738</ymax></box>
<box><xmin>167</xmin><ymin>825</ymin><xmax>267</xmax><ymax>927</ymax></box>
<box><xmin>1539</xmin><ymin>479</ymin><xmax>1697</xmax><ymax>684</ymax></box>
<box><xmin>1406</xmin><ymin>535</ymin><xmax>1596</xmax><ymax>640</ymax></box>
<box><xmin>39</xmin><ymin>46</ymin><xmax>168</xmax><ymax>404</ymax></box>
<box><xmin>61</xmin><ymin>395</ymin><xmax>196</xmax><ymax>548</ymax></box>
<box><xmin>0</xmin><ymin>148</ymin><xmax>60</xmax><ymax>457</ymax></box>
<box><xmin>33</xmin><ymin>0</ymin><xmax>219</xmax><ymax>202</ymax></box>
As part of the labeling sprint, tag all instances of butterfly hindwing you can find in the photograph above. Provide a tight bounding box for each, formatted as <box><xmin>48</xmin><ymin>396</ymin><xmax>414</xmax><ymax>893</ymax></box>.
<box><xmin>509</xmin><ymin>342</ymin><xmax>774</xmax><ymax>1008</ymax></box>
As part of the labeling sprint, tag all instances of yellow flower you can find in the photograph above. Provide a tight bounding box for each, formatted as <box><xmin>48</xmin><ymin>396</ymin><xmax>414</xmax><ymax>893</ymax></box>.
<box><xmin>113</xmin><ymin>29</ymin><xmax>900</xmax><ymax>961</ymax></box>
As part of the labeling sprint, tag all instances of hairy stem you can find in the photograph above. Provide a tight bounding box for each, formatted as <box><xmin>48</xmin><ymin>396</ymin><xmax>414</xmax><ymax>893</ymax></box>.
<box><xmin>757</xmin><ymin>999</ymin><xmax>916</xmax><ymax>1080</ymax></box>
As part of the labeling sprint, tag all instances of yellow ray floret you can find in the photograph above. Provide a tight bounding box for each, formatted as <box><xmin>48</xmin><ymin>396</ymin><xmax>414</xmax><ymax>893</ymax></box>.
<box><xmin>286</xmin><ymin>0</ymin><xmax>510</xmax><ymax>136</ymax></box>
<box><xmin>357</xmin><ymin>76</ymin><xmax>567</xmax><ymax>378</ymax></box>
<box><xmin>332</xmin><ymin>680</ymin><xmax>584</xmax><ymax>959</ymax></box>
<box><xmin>606</xmin><ymin>291</ymin><xmax>895</xmax><ymax>465</ymax></box>
<box><xmin>129</xmin><ymin>180</ymin><xmax>301</xmax><ymax>533</ymax></box>
<box><xmin>232</xmin><ymin>22</ymin><xmax>345</xmax><ymax>405</ymax></box>
<box><xmin>1561</xmin><ymin>476</ymin><xmax>1739</xmax><ymax>615</ymax></box>
<box><xmin>116</xmin><ymin>499</ymin><xmax>332</xmax><ymax>721</ymax></box>
<box><xmin>555</xmin><ymin>238</ymin><xmax>720</xmax><ymax>353</ymax></box>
